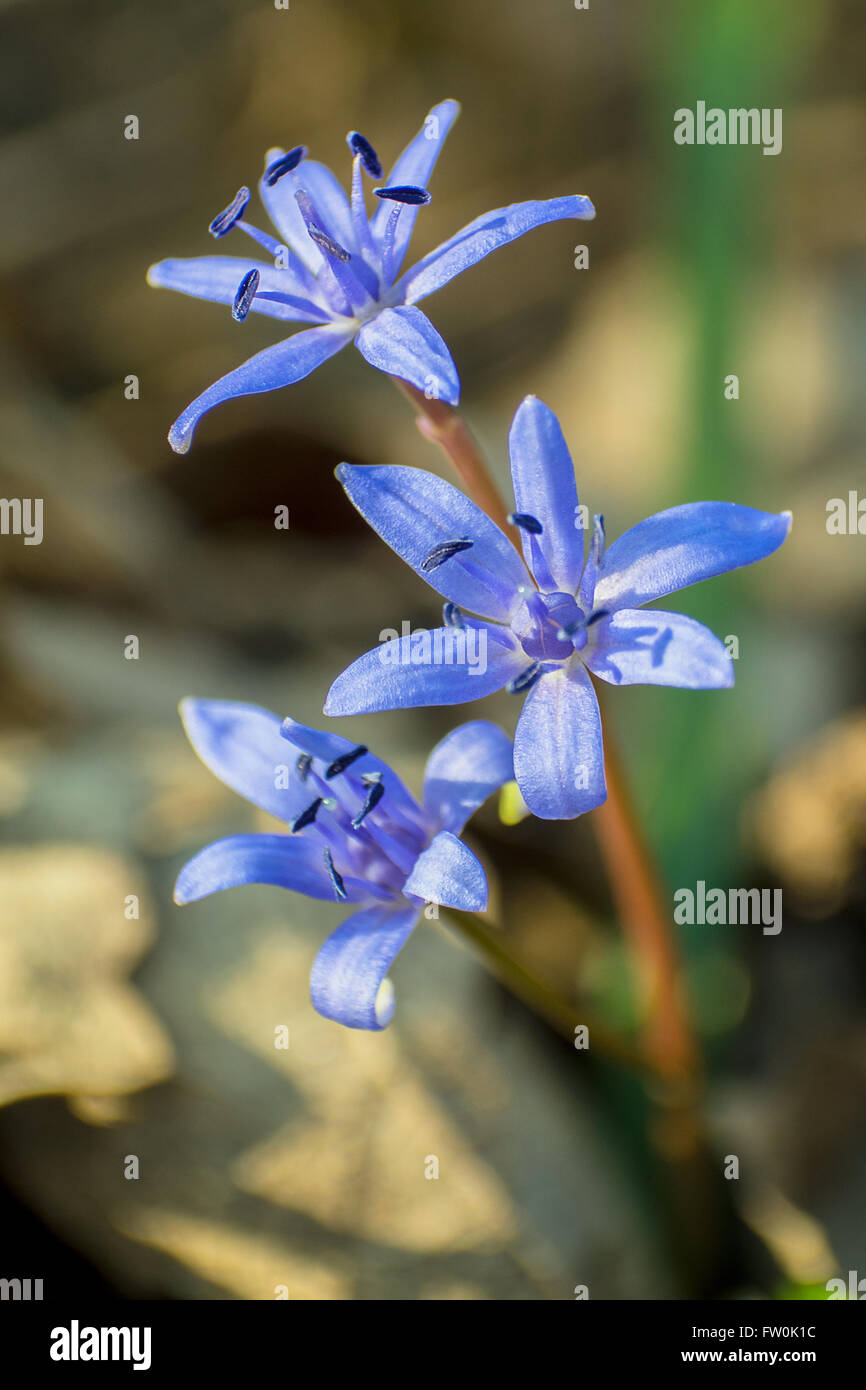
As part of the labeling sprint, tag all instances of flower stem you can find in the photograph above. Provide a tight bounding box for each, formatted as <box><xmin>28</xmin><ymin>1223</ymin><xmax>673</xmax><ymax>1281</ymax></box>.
<box><xmin>389</xmin><ymin>379</ymin><xmax>518</xmax><ymax>541</ymax></box>
<box><xmin>391</xmin><ymin>378</ymin><xmax>700</xmax><ymax>1098</ymax></box>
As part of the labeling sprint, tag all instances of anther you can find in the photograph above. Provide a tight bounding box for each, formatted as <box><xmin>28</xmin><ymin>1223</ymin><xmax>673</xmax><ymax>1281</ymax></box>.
<box><xmin>352</xmin><ymin>779</ymin><xmax>385</xmax><ymax>828</ymax></box>
<box><xmin>296</xmin><ymin>753</ymin><xmax>313</xmax><ymax>782</ymax></box>
<box><xmin>585</xmin><ymin>609</ymin><xmax>608</xmax><ymax>627</ymax></box>
<box><xmin>421</xmin><ymin>538</ymin><xmax>474</xmax><ymax>572</ymax></box>
<box><xmin>232</xmin><ymin>268</ymin><xmax>260</xmax><ymax>322</ymax></box>
<box><xmin>291</xmin><ymin>796</ymin><xmax>323</xmax><ymax>833</ymax></box>
<box><xmin>373</xmin><ymin>185</ymin><xmax>432</xmax><ymax>205</ymax></box>
<box><xmin>323</xmin><ymin>847</ymin><xmax>348</xmax><ymax>901</ymax></box>
<box><xmin>443</xmin><ymin>601</ymin><xmax>465</xmax><ymax>629</ymax></box>
<box><xmin>264</xmin><ymin>146</ymin><xmax>307</xmax><ymax>186</ymax></box>
<box><xmin>506</xmin><ymin>662</ymin><xmax>543</xmax><ymax>695</ymax></box>
<box><xmin>308</xmin><ymin>223</ymin><xmax>352</xmax><ymax>262</ymax></box>
<box><xmin>209</xmin><ymin>187</ymin><xmax>251</xmax><ymax>238</ymax></box>
<box><xmin>347</xmin><ymin>131</ymin><xmax>382</xmax><ymax>178</ymax></box>
<box><xmin>508</xmin><ymin>512</ymin><xmax>543</xmax><ymax>535</ymax></box>
<box><xmin>325</xmin><ymin>744</ymin><xmax>368</xmax><ymax>779</ymax></box>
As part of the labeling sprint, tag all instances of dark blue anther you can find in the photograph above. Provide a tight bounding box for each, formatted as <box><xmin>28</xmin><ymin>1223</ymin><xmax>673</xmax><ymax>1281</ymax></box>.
<box><xmin>209</xmin><ymin>187</ymin><xmax>251</xmax><ymax>238</ymax></box>
<box><xmin>352</xmin><ymin>779</ymin><xmax>385</xmax><ymax>829</ymax></box>
<box><xmin>232</xmin><ymin>268</ymin><xmax>260</xmax><ymax>322</ymax></box>
<box><xmin>347</xmin><ymin>131</ymin><xmax>382</xmax><ymax>178</ymax></box>
<box><xmin>421</xmin><ymin>538</ymin><xmax>474</xmax><ymax>572</ymax></box>
<box><xmin>291</xmin><ymin>796</ymin><xmax>323</xmax><ymax>833</ymax></box>
<box><xmin>585</xmin><ymin>609</ymin><xmax>608</xmax><ymax>627</ymax></box>
<box><xmin>325</xmin><ymin>744</ymin><xmax>368</xmax><ymax>779</ymax></box>
<box><xmin>508</xmin><ymin>512</ymin><xmax>544</xmax><ymax>535</ymax></box>
<box><xmin>296</xmin><ymin>753</ymin><xmax>313</xmax><ymax>782</ymax></box>
<box><xmin>264</xmin><ymin>145</ymin><xmax>307</xmax><ymax>186</ymax></box>
<box><xmin>443</xmin><ymin>601</ymin><xmax>466</xmax><ymax>630</ymax></box>
<box><xmin>556</xmin><ymin>620</ymin><xmax>581</xmax><ymax>640</ymax></box>
<box><xmin>323</xmin><ymin>847</ymin><xmax>348</xmax><ymax>901</ymax></box>
<box><xmin>373</xmin><ymin>185</ymin><xmax>432</xmax><ymax>206</ymax></box>
<box><xmin>306</xmin><ymin>223</ymin><xmax>352</xmax><ymax>263</ymax></box>
<box><xmin>506</xmin><ymin>662</ymin><xmax>543</xmax><ymax>695</ymax></box>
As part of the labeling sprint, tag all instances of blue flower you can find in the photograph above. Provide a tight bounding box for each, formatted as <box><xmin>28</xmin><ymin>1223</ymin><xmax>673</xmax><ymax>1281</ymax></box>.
<box><xmin>174</xmin><ymin>698</ymin><xmax>513</xmax><ymax>1029</ymax></box>
<box><xmin>325</xmin><ymin>396</ymin><xmax>792</xmax><ymax>820</ymax></box>
<box><xmin>147</xmin><ymin>100</ymin><xmax>594</xmax><ymax>453</ymax></box>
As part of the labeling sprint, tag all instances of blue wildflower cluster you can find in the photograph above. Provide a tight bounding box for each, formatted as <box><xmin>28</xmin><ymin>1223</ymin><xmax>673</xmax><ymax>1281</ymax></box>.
<box><xmin>154</xmin><ymin>102</ymin><xmax>790</xmax><ymax>1029</ymax></box>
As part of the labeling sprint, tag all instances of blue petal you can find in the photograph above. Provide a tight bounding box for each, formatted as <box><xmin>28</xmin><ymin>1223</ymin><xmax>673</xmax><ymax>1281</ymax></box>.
<box><xmin>354</xmin><ymin>305</ymin><xmax>460</xmax><ymax>406</ymax></box>
<box><xmin>336</xmin><ymin>463</ymin><xmax>531</xmax><ymax>621</ymax></box>
<box><xmin>181</xmin><ymin>698</ymin><xmax>317</xmax><ymax>825</ymax></box>
<box><xmin>370</xmin><ymin>99</ymin><xmax>461</xmax><ymax>276</ymax></box>
<box><xmin>167</xmin><ymin>324</ymin><xmax>350</xmax><ymax>453</ymax></box>
<box><xmin>423</xmin><ymin>720</ymin><xmax>514</xmax><ymax>833</ymax></box>
<box><xmin>585</xmin><ymin>609</ymin><xmax>735</xmax><ymax>689</ymax></box>
<box><xmin>513</xmin><ymin>663</ymin><xmax>606</xmax><ymax>819</ymax></box>
<box><xmin>508</xmin><ymin>396</ymin><xmax>584</xmax><ymax>593</ymax></box>
<box><xmin>594</xmin><ymin>503</ymin><xmax>792</xmax><ymax>612</ymax></box>
<box><xmin>280</xmin><ymin>717</ymin><xmax>424</xmax><ymax>825</ymax></box>
<box><xmin>324</xmin><ymin>623</ymin><xmax>524</xmax><ymax>716</ymax></box>
<box><xmin>147</xmin><ymin>256</ymin><xmax>328</xmax><ymax>323</ymax></box>
<box><xmin>396</xmin><ymin>195</ymin><xmax>595</xmax><ymax>305</ymax></box>
<box><xmin>258</xmin><ymin>156</ymin><xmax>358</xmax><ymax>273</ymax></box>
<box><xmin>402</xmin><ymin>829</ymin><xmax>487</xmax><ymax>909</ymax></box>
<box><xmin>174</xmin><ymin>832</ymin><xmax>360</xmax><ymax>904</ymax></box>
<box><xmin>310</xmin><ymin>901</ymin><xmax>420</xmax><ymax>1029</ymax></box>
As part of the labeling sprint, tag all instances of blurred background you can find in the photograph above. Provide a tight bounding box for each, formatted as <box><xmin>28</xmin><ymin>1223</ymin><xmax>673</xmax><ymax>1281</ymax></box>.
<box><xmin>0</xmin><ymin>0</ymin><xmax>864</xmax><ymax>1300</ymax></box>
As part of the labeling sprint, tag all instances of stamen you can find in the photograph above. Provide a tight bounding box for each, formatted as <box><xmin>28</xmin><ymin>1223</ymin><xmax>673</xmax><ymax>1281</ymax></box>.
<box><xmin>296</xmin><ymin>753</ymin><xmax>313</xmax><ymax>782</ymax></box>
<box><xmin>421</xmin><ymin>538</ymin><xmax>474</xmax><ymax>572</ymax></box>
<box><xmin>374</xmin><ymin>185</ymin><xmax>432</xmax><ymax>205</ymax></box>
<box><xmin>291</xmin><ymin>796</ymin><xmax>323</xmax><ymax>833</ymax></box>
<box><xmin>209</xmin><ymin>187</ymin><xmax>251</xmax><ymax>238</ymax></box>
<box><xmin>325</xmin><ymin>744</ymin><xmax>368</xmax><ymax>779</ymax></box>
<box><xmin>264</xmin><ymin>145</ymin><xmax>307</xmax><ymax>186</ymax></box>
<box><xmin>352</xmin><ymin>779</ymin><xmax>386</xmax><ymax>828</ymax></box>
<box><xmin>508</xmin><ymin>512</ymin><xmax>543</xmax><ymax>535</ymax></box>
<box><xmin>585</xmin><ymin>609</ymin><xmax>608</xmax><ymax>627</ymax></box>
<box><xmin>347</xmin><ymin>131</ymin><xmax>382</xmax><ymax>178</ymax></box>
<box><xmin>506</xmin><ymin>662</ymin><xmax>543</xmax><ymax>695</ymax></box>
<box><xmin>556</xmin><ymin>620</ymin><xmax>581</xmax><ymax>641</ymax></box>
<box><xmin>443</xmin><ymin>601</ymin><xmax>466</xmax><ymax>630</ymax></box>
<box><xmin>323</xmin><ymin>848</ymin><xmax>348</xmax><ymax>901</ymax></box>
<box><xmin>231</xmin><ymin>268</ymin><xmax>260</xmax><ymax>322</ymax></box>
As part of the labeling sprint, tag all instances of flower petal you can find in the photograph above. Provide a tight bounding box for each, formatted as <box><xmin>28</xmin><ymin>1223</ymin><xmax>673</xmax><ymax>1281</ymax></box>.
<box><xmin>423</xmin><ymin>720</ymin><xmax>514</xmax><ymax>833</ymax></box>
<box><xmin>325</xmin><ymin>623</ymin><xmax>524</xmax><ymax>716</ymax></box>
<box><xmin>181</xmin><ymin>698</ymin><xmax>316</xmax><ymax>825</ymax></box>
<box><xmin>508</xmin><ymin>395</ymin><xmax>584</xmax><ymax>592</ymax></box>
<box><xmin>310</xmin><ymin>901</ymin><xmax>420</xmax><ymax>1029</ymax></box>
<box><xmin>259</xmin><ymin>157</ymin><xmax>358</xmax><ymax>272</ymax></box>
<box><xmin>513</xmin><ymin>663</ymin><xmax>606</xmax><ymax>819</ymax></box>
<box><xmin>174</xmin><ymin>832</ymin><xmax>359</xmax><ymax>904</ymax></box>
<box><xmin>594</xmin><ymin>503</ymin><xmax>792</xmax><ymax>612</ymax></box>
<box><xmin>147</xmin><ymin>256</ymin><xmax>328</xmax><ymax>323</ymax></box>
<box><xmin>354</xmin><ymin>305</ymin><xmax>460</xmax><ymax>405</ymax></box>
<box><xmin>280</xmin><ymin>717</ymin><xmax>424</xmax><ymax>825</ymax></box>
<box><xmin>402</xmin><ymin>829</ymin><xmax>487</xmax><ymax>909</ymax></box>
<box><xmin>396</xmin><ymin>195</ymin><xmax>595</xmax><ymax>305</ymax></box>
<box><xmin>370</xmin><ymin>99</ymin><xmax>461</xmax><ymax>275</ymax></box>
<box><xmin>585</xmin><ymin>609</ymin><xmax>735</xmax><ymax>689</ymax></box>
<box><xmin>167</xmin><ymin>324</ymin><xmax>350</xmax><ymax>453</ymax></box>
<box><xmin>336</xmin><ymin>463</ymin><xmax>530</xmax><ymax>620</ymax></box>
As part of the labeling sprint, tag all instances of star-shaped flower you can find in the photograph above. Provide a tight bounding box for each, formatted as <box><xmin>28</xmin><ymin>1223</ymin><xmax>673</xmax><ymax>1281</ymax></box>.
<box><xmin>325</xmin><ymin>396</ymin><xmax>792</xmax><ymax>819</ymax></box>
<box><xmin>147</xmin><ymin>100</ymin><xmax>594</xmax><ymax>452</ymax></box>
<box><xmin>175</xmin><ymin>699</ymin><xmax>513</xmax><ymax>1029</ymax></box>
